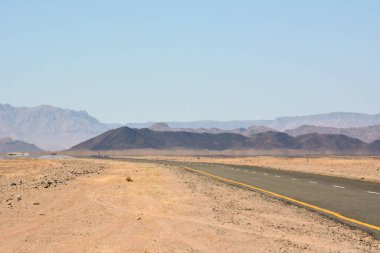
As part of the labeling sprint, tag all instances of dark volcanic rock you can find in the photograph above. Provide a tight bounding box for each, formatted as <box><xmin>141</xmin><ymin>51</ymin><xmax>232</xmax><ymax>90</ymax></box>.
<box><xmin>369</xmin><ymin>140</ymin><xmax>380</xmax><ymax>153</ymax></box>
<box><xmin>285</xmin><ymin>125</ymin><xmax>380</xmax><ymax>143</ymax></box>
<box><xmin>294</xmin><ymin>133</ymin><xmax>368</xmax><ymax>153</ymax></box>
<box><xmin>69</xmin><ymin>127</ymin><xmax>380</xmax><ymax>155</ymax></box>
<box><xmin>247</xmin><ymin>132</ymin><xmax>297</xmax><ymax>149</ymax></box>
<box><xmin>70</xmin><ymin>127</ymin><xmax>248</xmax><ymax>151</ymax></box>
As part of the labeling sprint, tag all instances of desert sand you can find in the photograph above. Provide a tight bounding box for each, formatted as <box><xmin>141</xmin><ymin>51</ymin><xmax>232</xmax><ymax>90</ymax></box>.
<box><xmin>127</xmin><ymin>156</ymin><xmax>380</xmax><ymax>183</ymax></box>
<box><xmin>0</xmin><ymin>158</ymin><xmax>379</xmax><ymax>252</ymax></box>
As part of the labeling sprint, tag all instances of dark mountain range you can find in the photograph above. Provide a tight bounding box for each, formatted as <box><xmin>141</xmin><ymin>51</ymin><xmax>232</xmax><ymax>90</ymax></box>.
<box><xmin>0</xmin><ymin>104</ymin><xmax>121</xmax><ymax>151</ymax></box>
<box><xmin>248</xmin><ymin>132</ymin><xmax>297</xmax><ymax>149</ymax></box>
<box><xmin>0</xmin><ymin>137</ymin><xmax>41</xmax><ymax>153</ymax></box>
<box><xmin>293</xmin><ymin>133</ymin><xmax>367</xmax><ymax>151</ymax></box>
<box><xmin>369</xmin><ymin>140</ymin><xmax>380</xmax><ymax>151</ymax></box>
<box><xmin>70</xmin><ymin>127</ymin><xmax>248</xmax><ymax>151</ymax></box>
<box><xmin>285</xmin><ymin>125</ymin><xmax>380</xmax><ymax>143</ymax></box>
<box><xmin>2</xmin><ymin>103</ymin><xmax>380</xmax><ymax>151</ymax></box>
<box><xmin>150</xmin><ymin>122</ymin><xmax>380</xmax><ymax>144</ymax></box>
<box><xmin>69</xmin><ymin>127</ymin><xmax>380</xmax><ymax>154</ymax></box>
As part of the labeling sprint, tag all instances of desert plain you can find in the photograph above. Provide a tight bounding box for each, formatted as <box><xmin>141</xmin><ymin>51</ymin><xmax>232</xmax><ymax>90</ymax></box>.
<box><xmin>129</xmin><ymin>155</ymin><xmax>380</xmax><ymax>183</ymax></box>
<box><xmin>0</xmin><ymin>156</ymin><xmax>379</xmax><ymax>252</ymax></box>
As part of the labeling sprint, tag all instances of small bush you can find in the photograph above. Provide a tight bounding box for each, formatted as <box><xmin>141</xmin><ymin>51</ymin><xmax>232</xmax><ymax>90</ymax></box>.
<box><xmin>126</xmin><ymin>176</ymin><xmax>133</xmax><ymax>182</ymax></box>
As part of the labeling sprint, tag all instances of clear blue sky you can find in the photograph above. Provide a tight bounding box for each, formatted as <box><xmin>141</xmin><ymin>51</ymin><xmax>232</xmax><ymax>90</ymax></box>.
<box><xmin>1</xmin><ymin>1</ymin><xmax>379</xmax><ymax>123</ymax></box>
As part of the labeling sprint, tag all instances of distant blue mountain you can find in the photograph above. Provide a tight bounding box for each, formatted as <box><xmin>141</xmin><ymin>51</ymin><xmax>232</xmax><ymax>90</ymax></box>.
<box><xmin>2</xmin><ymin>103</ymin><xmax>380</xmax><ymax>151</ymax></box>
<box><xmin>127</xmin><ymin>112</ymin><xmax>380</xmax><ymax>131</ymax></box>
<box><xmin>0</xmin><ymin>104</ymin><xmax>120</xmax><ymax>151</ymax></box>
<box><xmin>0</xmin><ymin>137</ymin><xmax>41</xmax><ymax>153</ymax></box>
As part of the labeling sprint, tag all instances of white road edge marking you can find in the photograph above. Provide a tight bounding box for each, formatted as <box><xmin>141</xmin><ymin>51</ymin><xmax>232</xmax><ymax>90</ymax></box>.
<box><xmin>275</xmin><ymin>175</ymin><xmax>281</xmax><ymax>178</ymax></box>
<box><xmin>251</xmin><ymin>171</ymin><xmax>256</xmax><ymax>174</ymax></box>
<box><xmin>367</xmin><ymin>191</ymin><xmax>380</xmax><ymax>195</ymax></box>
<box><xmin>264</xmin><ymin>173</ymin><xmax>268</xmax><ymax>175</ymax></box>
<box><xmin>333</xmin><ymin>185</ymin><xmax>346</xmax><ymax>189</ymax></box>
<box><xmin>290</xmin><ymin>178</ymin><xmax>297</xmax><ymax>181</ymax></box>
<box><xmin>309</xmin><ymin>181</ymin><xmax>317</xmax><ymax>184</ymax></box>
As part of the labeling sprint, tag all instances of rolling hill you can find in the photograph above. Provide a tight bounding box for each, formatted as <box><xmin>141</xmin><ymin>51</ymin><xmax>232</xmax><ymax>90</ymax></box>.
<box><xmin>285</xmin><ymin>125</ymin><xmax>380</xmax><ymax>143</ymax></box>
<box><xmin>69</xmin><ymin>127</ymin><xmax>380</xmax><ymax>155</ymax></box>
<box><xmin>70</xmin><ymin>127</ymin><xmax>248</xmax><ymax>151</ymax></box>
<box><xmin>0</xmin><ymin>137</ymin><xmax>41</xmax><ymax>153</ymax></box>
<box><xmin>3</xmin><ymin>103</ymin><xmax>380</xmax><ymax>151</ymax></box>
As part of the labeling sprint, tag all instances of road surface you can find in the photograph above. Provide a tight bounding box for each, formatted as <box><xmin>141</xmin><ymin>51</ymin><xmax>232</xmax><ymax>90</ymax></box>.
<box><xmin>114</xmin><ymin>157</ymin><xmax>380</xmax><ymax>238</ymax></box>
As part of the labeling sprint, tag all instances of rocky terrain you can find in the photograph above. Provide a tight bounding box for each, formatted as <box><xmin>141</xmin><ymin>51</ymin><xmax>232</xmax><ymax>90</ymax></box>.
<box><xmin>0</xmin><ymin>158</ymin><xmax>378</xmax><ymax>252</ymax></box>
<box><xmin>0</xmin><ymin>159</ymin><xmax>105</xmax><ymax>208</ymax></box>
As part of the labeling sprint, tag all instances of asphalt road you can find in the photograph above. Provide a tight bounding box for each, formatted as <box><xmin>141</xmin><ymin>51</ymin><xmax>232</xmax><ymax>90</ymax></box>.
<box><xmin>114</xmin><ymin>157</ymin><xmax>380</xmax><ymax>237</ymax></box>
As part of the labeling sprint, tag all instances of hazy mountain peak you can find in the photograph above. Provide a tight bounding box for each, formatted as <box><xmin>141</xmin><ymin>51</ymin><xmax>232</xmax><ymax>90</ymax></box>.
<box><xmin>2</xmin><ymin>104</ymin><xmax>380</xmax><ymax>151</ymax></box>
<box><xmin>149</xmin><ymin>122</ymin><xmax>171</xmax><ymax>131</ymax></box>
<box><xmin>0</xmin><ymin>137</ymin><xmax>41</xmax><ymax>153</ymax></box>
<box><xmin>268</xmin><ymin>112</ymin><xmax>380</xmax><ymax>130</ymax></box>
<box><xmin>0</xmin><ymin>137</ymin><xmax>13</xmax><ymax>143</ymax></box>
<box><xmin>0</xmin><ymin>104</ymin><xmax>116</xmax><ymax>151</ymax></box>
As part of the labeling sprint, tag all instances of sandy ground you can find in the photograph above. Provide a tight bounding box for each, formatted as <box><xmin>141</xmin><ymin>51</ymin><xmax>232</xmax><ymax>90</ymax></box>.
<box><xmin>126</xmin><ymin>156</ymin><xmax>380</xmax><ymax>183</ymax></box>
<box><xmin>0</xmin><ymin>158</ymin><xmax>379</xmax><ymax>252</ymax></box>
